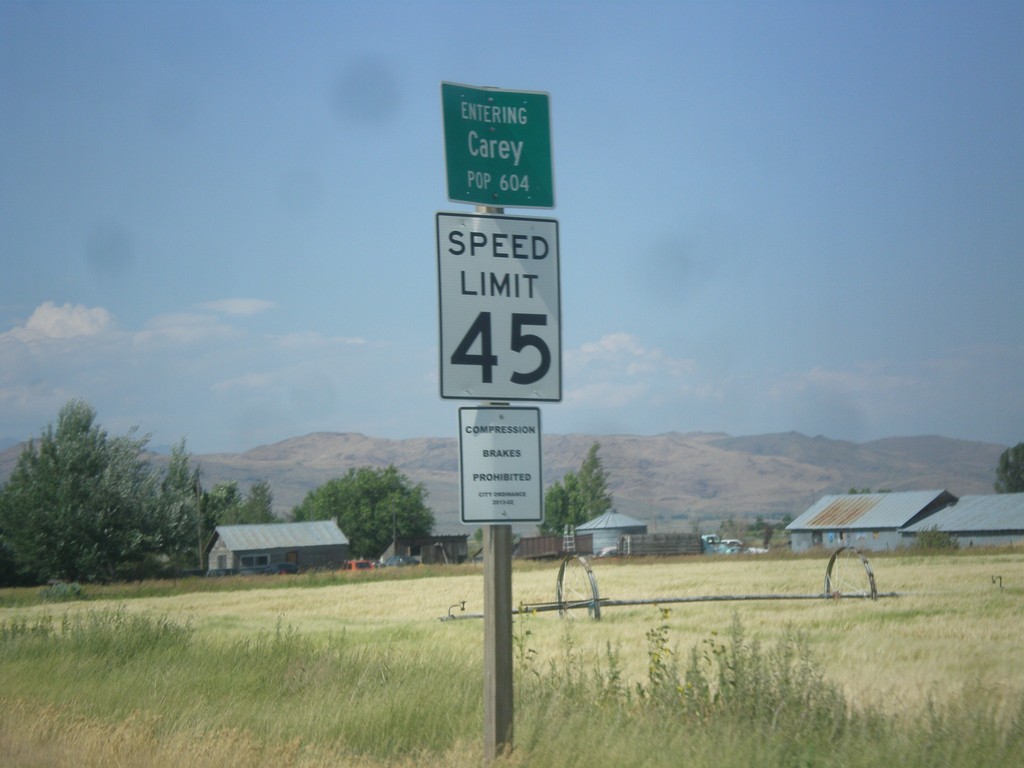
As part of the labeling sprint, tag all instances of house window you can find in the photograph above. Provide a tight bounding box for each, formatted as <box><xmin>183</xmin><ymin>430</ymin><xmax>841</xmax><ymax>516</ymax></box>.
<box><xmin>240</xmin><ymin>554</ymin><xmax>270</xmax><ymax>568</ymax></box>
<box><xmin>217</xmin><ymin>555</ymin><xmax>227</xmax><ymax>569</ymax></box>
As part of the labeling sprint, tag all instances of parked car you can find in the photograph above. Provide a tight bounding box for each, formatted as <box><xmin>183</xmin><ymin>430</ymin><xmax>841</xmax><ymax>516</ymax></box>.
<box><xmin>261</xmin><ymin>562</ymin><xmax>299</xmax><ymax>575</ymax></box>
<box><xmin>379</xmin><ymin>555</ymin><xmax>419</xmax><ymax>567</ymax></box>
<box><xmin>343</xmin><ymin>559</ymin><xmax>376</xmax><ymax>571</ymax></box>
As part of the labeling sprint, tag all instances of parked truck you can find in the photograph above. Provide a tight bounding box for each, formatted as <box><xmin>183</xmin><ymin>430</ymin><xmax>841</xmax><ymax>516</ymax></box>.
<box><xmin>700</xmin><ymin>534</ymin><xmax>745</xmax><ymax>554</ymax></box>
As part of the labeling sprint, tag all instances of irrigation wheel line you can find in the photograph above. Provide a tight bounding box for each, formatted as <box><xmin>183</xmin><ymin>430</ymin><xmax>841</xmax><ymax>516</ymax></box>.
<box><xmin>440</xmin><ymin>547</ymin><xmax>893</xmax><ymax>621</ymax></box>
<box><xmin>555</xmin><ymin>554</ymin><xmax>602</xmax><ymax>620</ymax></box>
<box><xmin>823</xmin><ymin>546</ymin><xmax>878</xmax><ymax>600</ymax></box>
<box><xmin>548</xmin><ymin>546</ymin><xmax>887</xmax><ymax>619</ymax></box>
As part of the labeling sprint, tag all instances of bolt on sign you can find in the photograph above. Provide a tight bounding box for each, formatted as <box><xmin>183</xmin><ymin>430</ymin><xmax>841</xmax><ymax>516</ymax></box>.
<box><xmin>441</xmin><ymin>82</ymin><xmax>554</xmax><ymax>209</ymax></box>
<box><xmin>459</xmin><ymin>406</ymin><xmax>543</xmax><ymax>525</ymax></box>
<box><xmin>437</xmin><ymin>212</ymin><xmax>561</xmax><ymax>402</ymax></box>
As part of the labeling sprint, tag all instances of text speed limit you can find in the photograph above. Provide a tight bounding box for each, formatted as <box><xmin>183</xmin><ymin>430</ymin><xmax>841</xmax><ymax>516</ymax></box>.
<box><xmin>437</xmin><ymin>212</ymin><xmax>561</xmax><ymax>402</ymax></box>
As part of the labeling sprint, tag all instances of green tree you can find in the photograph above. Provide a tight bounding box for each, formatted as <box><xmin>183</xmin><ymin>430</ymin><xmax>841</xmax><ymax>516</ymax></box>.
<box><xmin>994</xmin><ymin>443</ymin><xmax>1024</xmax><ymax>494</ymax></box>
<box><xmin>0</xmin><ymin>400</ymin><xmax>163</xmax><ymax>583</ymax></box>
<box><xmin>291</xmin><ymin>466</ymin><xmax>434</xmax><ymax>558</ymax></box>
<box><xmin>204</xmin><ymin>481</ymin><xmax>243</xmax><ymax>523</ymax></box>
<box><xmin>915</xmin><ymin>526</ymin><xmax>959</xmax><ymax>550</ymax></box>
<box><xmin>577</xmin><ymin>441</ymin><xmax>613</xmax><ymax>518</ymax></box>
<box><xmin>206</xmin><ymin>480</ymin><xmax>276</xmax><ymax>525</ymax></box>
<box><xmin>159</xmin><ymin>439</ymin><xmax>207</xmax><ymax>570</ymax></box>
<box><xmin>540</xmin><ymin>442</ymin><xmax>612</xmax><ymax>535</ymax></box>
<box><xmin>238</xmin><ymin>480</ymin><xmax>276</xmax><ymax>524</ymax></box>
<box><xmin>541</xmin><ymin>470</ymin><xmax>580</xmax><ymax>535</ymax></box>
<box><xmin>0</xmin><ymin>509</ymin><xmax>26</xmax><ymax>585</ymax></box>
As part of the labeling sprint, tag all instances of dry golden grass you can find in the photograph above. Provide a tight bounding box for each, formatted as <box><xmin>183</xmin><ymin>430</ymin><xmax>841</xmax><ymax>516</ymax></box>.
<box><xmin>530</xmin><ymin>552</ymin><xmax>1024</xmax><ymax>714</ymax></box>
<box><xmin>0</xmin><ymin>697</ymin><xmax>486</xmax><ymax>768</ymax></box>
<box><xmin>3</xmin><ymin>551</ymin><xmax>1021</xmax><ymax>715</ymax></box>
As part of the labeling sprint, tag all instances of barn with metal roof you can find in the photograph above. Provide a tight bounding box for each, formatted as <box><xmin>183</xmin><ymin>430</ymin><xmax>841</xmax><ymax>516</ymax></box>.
<box><xmin>206</xmin><ymin>520</ymin><xmax>349</xmax><ymax>573</ymax></box>
<box><xmin>901</xmin><ymin>493</ymin><xmax>1024</xmax><ymax>548</ymax></box>
<box><xmin>786</xmin><ymin>490</ymin><xmax>957</xmax><ymax>552</ymax></box>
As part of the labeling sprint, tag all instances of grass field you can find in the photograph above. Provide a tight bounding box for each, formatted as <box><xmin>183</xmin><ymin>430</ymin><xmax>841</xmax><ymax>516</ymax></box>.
<box><xmin>1</xmin><ymin>550</ymin><xmax>1022</xmax><ymax>766</ymax></box>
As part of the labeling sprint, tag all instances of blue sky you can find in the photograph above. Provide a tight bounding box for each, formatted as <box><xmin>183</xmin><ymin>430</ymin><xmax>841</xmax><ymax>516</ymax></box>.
<box><xmin>2</xmin><ymin>0</ymin><xmax>1022</xmax><ymax>454</ymax></box>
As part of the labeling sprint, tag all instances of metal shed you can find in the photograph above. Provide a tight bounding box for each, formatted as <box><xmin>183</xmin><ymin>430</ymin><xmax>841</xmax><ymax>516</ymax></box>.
<box><xmin>786</xmin><ymin>490</ymin><xmax>957</xmax><ymax>552</ymax></box>
<box><xmin>381</xmin><ymin>535</ymin><xmax>470</xmax><ymax>565</ymax></box>
<box><xmin>206</xmin><ymin>520</ymin><xmax>349</xmax><ymax>573</ymax></box>
<box><xmin>577</xmin><ymin>509</ymin><xmax>647</xmax><ymax>553</ymax></box>
<box><xmin>901</xmin><ymin>493</ymin><xmax>1024</xmax><ymax>548</ymax></box>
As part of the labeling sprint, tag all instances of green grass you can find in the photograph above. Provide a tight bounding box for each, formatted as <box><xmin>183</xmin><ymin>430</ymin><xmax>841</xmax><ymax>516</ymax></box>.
<box><xmin>2</xmin><ymin>605</ymin><xmax>1022</xmax><ymax>767</ymax></box>
<box><xmin>0</xmin><ymin>563</ymin><xmax>473</xmax><ymax>609</ymax></box>
<box><xmin>506</xmin><ymin>606</ymin><xmax>1024</xmax><ymax>768</ymax></box>
<box><xmin>1</xmin><ymin>608</ymin><xmax>482</xmax><ymax>764</ymax></box>
<box><xmin>1</xmin><ymin>551</ymin><xmax>1022</xmax><ymax>766</ymax></box>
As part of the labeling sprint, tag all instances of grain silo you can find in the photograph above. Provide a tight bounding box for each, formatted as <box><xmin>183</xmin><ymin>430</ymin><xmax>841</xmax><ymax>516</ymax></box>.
<box><xmin>576</xmin><ymin>509</ymin><xmax>647</xmax><ymax>553</ymax></box>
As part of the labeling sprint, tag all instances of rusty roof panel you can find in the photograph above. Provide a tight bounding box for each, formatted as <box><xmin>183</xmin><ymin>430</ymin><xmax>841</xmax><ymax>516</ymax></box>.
<box><xmin>808</xmin><ymin>496</ymin><xmax>882</xmax><ymax>527</ymax></box>
<box><xmin>788</xmin><ymin>490</ymin><xmax>955</xmax><ymax>531</ymax></box>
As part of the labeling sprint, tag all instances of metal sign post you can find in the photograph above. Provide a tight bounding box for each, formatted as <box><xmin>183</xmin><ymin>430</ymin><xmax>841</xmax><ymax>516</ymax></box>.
<box><xmin>440</xmin><ymin>81</ymin><xmax>556</xmax><ymax>761</ymax></box>
<box><xmin>458</xmin><ymin>405</ymin><xmax>541</xmax><ymax>760</ymax></box>
<box><xmin>483</xmin><ymin>523</ymin><xmax>513</xmax><ymax>759</ymax></box>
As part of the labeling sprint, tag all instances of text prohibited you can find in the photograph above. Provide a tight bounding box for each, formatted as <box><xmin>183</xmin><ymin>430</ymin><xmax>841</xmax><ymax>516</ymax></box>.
<box><xmin>459</xmin><ymin>407</ymin><xmax>543</xmax><ymax>524</ymax></box>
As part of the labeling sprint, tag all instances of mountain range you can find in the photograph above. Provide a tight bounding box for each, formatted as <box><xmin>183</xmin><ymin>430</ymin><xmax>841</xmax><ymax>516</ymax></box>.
<box><xmin>4</xmin><ymin>431</ymin><xmax>1002</xmax><ymax>534</ymax></box>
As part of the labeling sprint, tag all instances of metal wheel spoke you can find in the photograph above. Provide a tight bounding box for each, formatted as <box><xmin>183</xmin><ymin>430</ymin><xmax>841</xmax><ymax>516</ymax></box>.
<box><xmin>824</xmin><ymin>546</ymin><xmax>878</xmax><ymax>599</ymax></box>
<box><xmin>556</xmin><ymin>555</ymin><xmax>601</xmax><ymax>619</ymax></box>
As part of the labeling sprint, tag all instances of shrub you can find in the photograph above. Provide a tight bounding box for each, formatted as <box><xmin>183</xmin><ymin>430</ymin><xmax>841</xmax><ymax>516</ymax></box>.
<box><xmin>39</xmin><ymin>581</ymin><xmax>86</xmax><ymax>603</ymax></box>
<box><xmin>521</xmin><ymin>610</ymin><xmax>850</xmax><ymax>739</ymax></box>
<box><xmin>915</xmin><ymin>526</ymin><xmax>959</xmax><ymax>550</ymax></box>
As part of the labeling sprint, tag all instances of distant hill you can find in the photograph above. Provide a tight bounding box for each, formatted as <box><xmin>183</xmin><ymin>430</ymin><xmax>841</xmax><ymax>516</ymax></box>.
<box><xmin>2</xmin><ymin>431</ymin><xmax>1004</xmax><ymax>534</ymax></box>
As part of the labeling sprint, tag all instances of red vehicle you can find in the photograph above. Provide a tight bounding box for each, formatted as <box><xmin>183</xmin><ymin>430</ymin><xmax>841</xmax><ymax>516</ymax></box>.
<box><xmin>342</xmin><ymin>559</ymin><xmax>376</xmax><ymax>571</ymax></box>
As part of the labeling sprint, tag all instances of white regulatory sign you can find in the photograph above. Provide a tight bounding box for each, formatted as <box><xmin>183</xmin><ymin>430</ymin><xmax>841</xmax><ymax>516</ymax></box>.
<box><xmin>437</xmin><ymin>212</ymin><xmax>561</xmax><ymax>402</ymax></box>
<box><xmin>458</xmin><ymin>407</ymin><xmax>543</xmax><ymax>524</ymax></box>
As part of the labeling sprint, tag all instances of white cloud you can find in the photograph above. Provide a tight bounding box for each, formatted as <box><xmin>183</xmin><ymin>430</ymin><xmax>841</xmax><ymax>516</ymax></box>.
<box><xmin>564</xmin><ymin>332</ymin><xmax>699</xmax><ymax>409</ymax></box>
<box><xmin>198</xmin><ymin>298</ymin><xmax>277</xmax><ymax>317</ymax></box>
<box><xmin>268</xmin><ymin>331</ymin><xmax>368</xmax><ymax>349</ymax></box>
<box><xmin>134</xmin><ymin>312</ymin><xmax>241</xmax><ymax>346</ymax></box>
<box><xmin>772</xmin><ymin>363</ymin><xmax>920</xmax><ymax>400</ymax></box>
<box><xmin>572</xmin><ymin>333</ymin><xmax>696</xmax><ymax>377</ymax></box>
<box><xmin>211</xmin><ymin>372</ymin><xmax>280</xmax><ymax>393</ymax></box>
<box><xmin>2</xmin><ymin>302</ymin><xmax>115</xmax><ymax>342</ymax></box>
<box><xmin>565</xmin><ymin>380</ymin><xmax>650</xmax><ymax>408</ymax></box>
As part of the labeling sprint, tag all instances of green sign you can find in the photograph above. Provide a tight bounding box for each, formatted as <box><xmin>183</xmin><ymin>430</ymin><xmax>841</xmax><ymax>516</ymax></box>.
<box><xmin>441</xmin><ymin>82</ymin><xmax>554</xmax><ymax>209</ymax></box>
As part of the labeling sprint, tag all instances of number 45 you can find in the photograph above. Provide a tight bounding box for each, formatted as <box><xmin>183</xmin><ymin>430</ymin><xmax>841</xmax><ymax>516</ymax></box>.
<box><xmin>451</xmin><ymin>312</ymin><xmax>551</xmax><ymax>385</ymax></box>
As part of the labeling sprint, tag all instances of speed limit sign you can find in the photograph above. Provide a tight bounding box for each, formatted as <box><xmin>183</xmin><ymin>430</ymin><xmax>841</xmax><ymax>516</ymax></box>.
<box><xmin>437</xmin><ymin>212</ymin><xmax>561</xmax><ymax>402</ymax></box>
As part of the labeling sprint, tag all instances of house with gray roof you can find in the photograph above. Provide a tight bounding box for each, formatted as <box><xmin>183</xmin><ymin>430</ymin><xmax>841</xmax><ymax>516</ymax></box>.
<box><xmin>901</xmin><ymin>493</ymin><xmax>1024</xmax><ymax>548</ymax></box>
<box><xmin>206</xmin><ymin>520</ymin><xmax>349</xmax><ymax>573</ymax></box>
<box><xmin>786</xmin><ymin>490</ymin><xmax>957</xmax><ymax>552</ymax></box>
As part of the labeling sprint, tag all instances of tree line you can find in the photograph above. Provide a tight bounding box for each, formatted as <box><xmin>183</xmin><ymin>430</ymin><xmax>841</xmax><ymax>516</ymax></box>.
<box><xmin>0</xmin><ymin>400</ymin><xmax>434</xmax><ymax>585</ymax></box>
<box><xmin>5</xmin><ymin>399</ymin><xmax>1018</xmax><ymax>586</ymax></box>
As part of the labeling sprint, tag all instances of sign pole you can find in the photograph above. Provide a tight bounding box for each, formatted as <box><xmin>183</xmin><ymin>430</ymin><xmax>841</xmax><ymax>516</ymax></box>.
<box><xmin>477</xmin><ymin>202</ymin><xmax>514</xmax><ymax>761</ymax></box>
<box><xmin>482</xmin><ymin>522</ymin><xmax>513</xmax><ymax>760</ymax></box>
<box><xmin>441</xmin><ymin>80</ymin><xmax>555</xmax><ymax>758</ymax></box>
